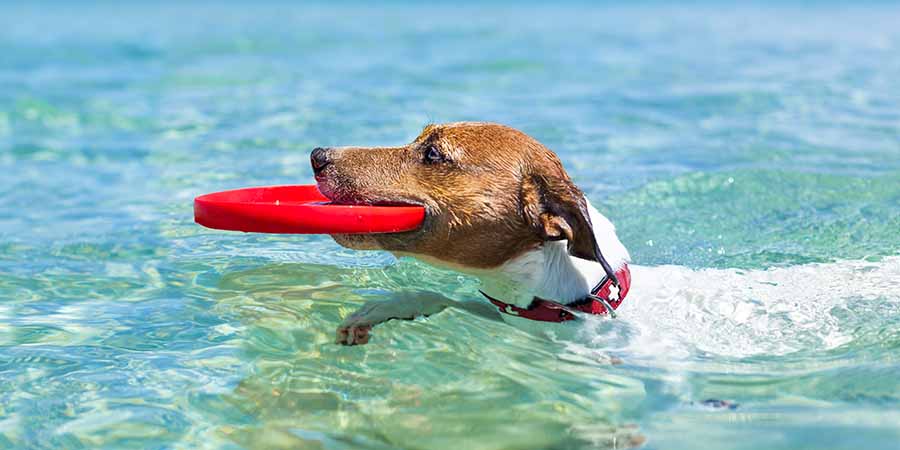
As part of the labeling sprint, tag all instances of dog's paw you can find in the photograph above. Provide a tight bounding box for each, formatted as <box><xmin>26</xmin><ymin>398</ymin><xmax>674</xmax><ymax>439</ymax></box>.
<box><xmin>334</xmin><ymin>293</ymin><xmax>448</xmax><ymax>346</ymax></box>
<box><xmin>336</xmin><ymin>322</ymin><xmax>372</xmax><ymax>346</ymax></box>
<box><xmin>334</xmin><ymin>300</ymin><xmax>402</xmax><ymax>346</ymax></box>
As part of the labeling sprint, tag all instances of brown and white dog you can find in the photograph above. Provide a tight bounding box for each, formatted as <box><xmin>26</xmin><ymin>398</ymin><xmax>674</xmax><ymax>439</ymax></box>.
<box><xmin>311</xmin><ymin>122</ymin><xmax>630</xmax><ymax>345</ymax></box>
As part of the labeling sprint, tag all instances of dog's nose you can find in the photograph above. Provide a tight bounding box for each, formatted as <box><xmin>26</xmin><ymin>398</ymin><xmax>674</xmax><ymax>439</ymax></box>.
<box><xmin>310</xmin><ymin>147</ymin><xmax>331</xmax><ymax>175</ymax></box>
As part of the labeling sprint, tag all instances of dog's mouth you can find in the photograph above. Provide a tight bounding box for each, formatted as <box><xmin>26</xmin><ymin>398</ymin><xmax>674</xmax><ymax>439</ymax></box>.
<box><xmin>315</xmin><ymin>179</ymin><xmax>426</xmax><ymax>209</ymax></box>
<box><xmin>316</xmin><ymin>180</ymin><xmax>430</xmax><ymax>246</ymax></box>
<box><xmin>334</xmin><ymin>198</ymin><xmax>423</xmax><ymax>208</ymax></box>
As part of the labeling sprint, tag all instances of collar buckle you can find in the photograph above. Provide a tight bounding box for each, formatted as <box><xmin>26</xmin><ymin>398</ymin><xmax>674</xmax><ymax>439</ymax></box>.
<box><xmin>587</xmin><ymin>294</ymin><xmax>618</xmax><ymax>319</ymax></box>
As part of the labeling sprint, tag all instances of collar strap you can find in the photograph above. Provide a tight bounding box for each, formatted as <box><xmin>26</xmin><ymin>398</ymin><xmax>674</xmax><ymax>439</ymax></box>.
<box><xmin>481</xmin><ymin>264</ymin><xmax>631</xmax><ymax>323</ymax></box>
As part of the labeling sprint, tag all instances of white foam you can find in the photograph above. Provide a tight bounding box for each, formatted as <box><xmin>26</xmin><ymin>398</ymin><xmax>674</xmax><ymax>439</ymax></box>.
<box><xmin>574</xmin><ymin>256</ymin><xmax>900</xmax><ymax>360</ymax></box>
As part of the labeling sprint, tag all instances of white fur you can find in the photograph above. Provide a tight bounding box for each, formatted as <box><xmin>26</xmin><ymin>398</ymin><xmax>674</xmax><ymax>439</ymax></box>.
<box><xmin>470</xmin><ymin>198</ymin><xmax>630</xmax><ymax>332</ymax></box>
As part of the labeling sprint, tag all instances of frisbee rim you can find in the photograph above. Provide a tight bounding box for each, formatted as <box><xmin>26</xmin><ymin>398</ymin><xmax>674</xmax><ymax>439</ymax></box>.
<box><xmin>193</xmin><ymin>185</ymin><xmax>426</xmax><ymax>234</ymax></box>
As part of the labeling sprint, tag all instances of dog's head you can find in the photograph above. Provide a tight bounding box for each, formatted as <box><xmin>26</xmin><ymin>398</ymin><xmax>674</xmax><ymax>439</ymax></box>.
<box><xmin>312</xmin><ymin>122</ymin><xmax>603</xmax><ymax>269</ymax></box>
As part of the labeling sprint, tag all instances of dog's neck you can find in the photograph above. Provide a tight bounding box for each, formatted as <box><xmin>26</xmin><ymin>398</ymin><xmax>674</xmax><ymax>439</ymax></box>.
<box><xmin>467</xmin><ymin>198</ymin><xmax>630</xmax><ymax>308</ymax></box>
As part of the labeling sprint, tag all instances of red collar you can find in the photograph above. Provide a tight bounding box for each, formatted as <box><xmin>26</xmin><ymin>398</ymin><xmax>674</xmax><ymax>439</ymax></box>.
<box><xmin>481</xmin><ymin>264</ymin><xmax>631</xmax><ymax>323</ymax></box>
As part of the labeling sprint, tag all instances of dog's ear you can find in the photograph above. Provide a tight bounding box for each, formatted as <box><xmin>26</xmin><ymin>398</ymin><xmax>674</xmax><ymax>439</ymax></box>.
<box><xmin>520</xmin><ymin>172</ymin><xmax>601</xmax><ymax>263</ymax></box>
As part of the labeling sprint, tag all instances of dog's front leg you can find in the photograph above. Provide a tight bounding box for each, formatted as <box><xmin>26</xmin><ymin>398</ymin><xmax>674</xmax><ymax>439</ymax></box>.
<box><xmin>336</xmin><ymin>291</ymin><xmax>450</xmax><ymax>345</ymax></box>
<box><xmin>335</xmin><ymin>291</ymin><xmax>501</xmax><ymax>345</ymax></box>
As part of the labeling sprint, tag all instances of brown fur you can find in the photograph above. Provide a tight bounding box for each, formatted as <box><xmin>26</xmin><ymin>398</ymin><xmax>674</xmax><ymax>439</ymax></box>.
<box><xmin>314</xmin><ymin>122</ymin><xmax>601</xmax><ymax>269</ymax></box>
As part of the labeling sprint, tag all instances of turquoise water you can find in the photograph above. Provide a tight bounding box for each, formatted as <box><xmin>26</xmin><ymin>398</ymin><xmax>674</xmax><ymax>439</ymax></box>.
<box><xmin>2</xmin><ymin>2</ymin><xmax>900</xmax><ymax>449</ymax></box>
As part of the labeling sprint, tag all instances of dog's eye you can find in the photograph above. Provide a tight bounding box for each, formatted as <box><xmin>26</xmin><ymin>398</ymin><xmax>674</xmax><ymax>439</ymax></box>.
<box><xmin>423</xmin><ymin>145</ymin><xmax>445</xmax><ymax>164</ymax></box>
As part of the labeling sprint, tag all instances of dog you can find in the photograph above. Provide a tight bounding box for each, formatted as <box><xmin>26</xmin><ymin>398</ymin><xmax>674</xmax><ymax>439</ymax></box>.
<box><xmin>311</xmin><ymin>122</ymin><xmax>631</xmax><ymax>345</ymax></box>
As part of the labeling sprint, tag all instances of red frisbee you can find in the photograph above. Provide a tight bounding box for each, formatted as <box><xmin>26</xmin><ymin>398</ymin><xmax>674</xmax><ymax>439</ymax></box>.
<box><xmin>194</xmin><ymin>185</ymin><xmax>425</xmax><ymax>234</ymax></box>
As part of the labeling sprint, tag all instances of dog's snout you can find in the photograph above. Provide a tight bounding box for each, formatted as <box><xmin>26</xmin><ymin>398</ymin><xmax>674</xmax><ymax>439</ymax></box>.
<box><xmin>311</xmin><ymin>147</ymin><xmax>331</xmax><ymax>175</ymax></box>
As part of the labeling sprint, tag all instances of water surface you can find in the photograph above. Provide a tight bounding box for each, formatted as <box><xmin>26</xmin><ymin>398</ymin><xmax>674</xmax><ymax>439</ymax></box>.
<box><xmin>1</xmin><ymin>2</ymin><xmax>899</xmax><ymax>449</ymax></box>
